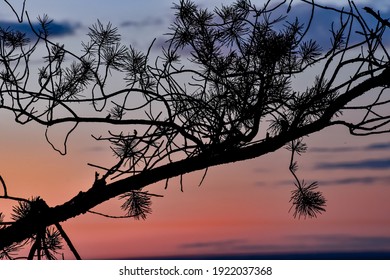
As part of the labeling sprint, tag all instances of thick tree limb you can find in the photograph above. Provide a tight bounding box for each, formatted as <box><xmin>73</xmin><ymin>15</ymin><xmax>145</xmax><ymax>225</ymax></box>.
<box><xmin>1</xmin><ymin>67</ymin><xmax>389</xmax><ymax>250</ymax></box>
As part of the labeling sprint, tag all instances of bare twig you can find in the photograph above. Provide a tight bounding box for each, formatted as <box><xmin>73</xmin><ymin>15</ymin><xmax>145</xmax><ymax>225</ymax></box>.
<box><xmin>55</xmin><ymin>223</ymin><xmax>81</xmax><ymax>260</ymax></box>
<box><xmin>0</xmin><ymin>176</ymin><xmax>7</xmax><ymax>197</ymax></box>
<box><xmin>87</xmin><ymin>210</ymin><xmax>136</xmax><ymax>219</ymax></box>
<box><xmin>363</xmin><ymin>7</ymin><xmax>390</xmax><ymax>27</ymax></box>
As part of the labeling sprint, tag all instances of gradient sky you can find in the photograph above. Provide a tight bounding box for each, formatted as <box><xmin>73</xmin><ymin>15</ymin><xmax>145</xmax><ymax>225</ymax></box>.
<box><xmin>1</xmin><ymin>0</ymin><xmax>390</xmax><ymax>259</ymax></box>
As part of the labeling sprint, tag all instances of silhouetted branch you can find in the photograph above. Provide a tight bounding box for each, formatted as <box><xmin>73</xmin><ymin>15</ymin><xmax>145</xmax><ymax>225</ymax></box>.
<box><xmin>287</xmin><ymin>139</ymin><xmax>326</xmax><ymax>218</ymax></box>
<box><xmin>1</xmin><ymin>0</ymin><xmax>390</xmax><ymax>258</ymax></box>
<box><xmin>0</xmin><ymin>176</ymin><xmax>7</xmax><ymax>197</ymax></box>
<box><xmin>198</xmin><ymin>168</ymin><xmax>208</xmax><ymax>187</ymax></box>
<box><xmin>0</xmin><ymin>178</ymin><xmax>31</xmax><ymax>207</ymax></box>
<box><xmin>55</xmin><ymin>223</ymin><xmax>81</xmax><ymax>260</ymax></box>
<box><xmin>363</xmin><ymin>7</ymin><xmax>390</xmax><ymax>28</ymax></box>
<box><xmin>3</xmin><ymin>0</ymin><xmax>26</xmax><ymax>23</ymax></box>
<box><xmin>45</xmin><ymin>122</ymin><xmax>79</xmax><ymax>155</ymax></box>
<box><xmin>87</xmin><ymin>210</ymin><xmax>135</xmax><ymax>219</ymax></box>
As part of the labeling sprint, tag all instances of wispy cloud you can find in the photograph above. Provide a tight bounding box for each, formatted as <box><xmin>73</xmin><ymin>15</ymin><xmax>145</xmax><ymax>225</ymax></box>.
<box><xmin>175</xmin><ymin>234</ymin><xmax>390</xmax><ymax>259</ymax></box>
<box><xmin>0</xmin><ymin>20</ymin><xmax>79</xmax><ymax>39</ymax></box>
<box><xmin>319</xmin><ymin>176</ymin><xmax>390</xmax><ymax>186</ymax></box>
<box><xmin>366</xmin><ymin>142</ymin><xmax>390</xmax><ymax>150</ymax></box>
<box><xmin>254</xmin><ymin>181</ymin><xmax>267</xmax><ymax>187</ymax></box>
<box><xmin>290</xmin><ymin>234</ymin><xmax>390</xmax><ymax>251</ymax></box>
<box><xmin>310</xmin><ymin>146</ymin><xmax>359</xmax><ymax>153</ymax></box>
<box><xmin>121</xmin><ymin>18</ymin><xmax>164</xmax><ymax>28</ymax></box>
<box><xmin>315</xmin><ymin>158</ymin><xmax>390</xmax><ymax>170</ymax></box>
<box><xmin>275</xmin><ymin>175</ymin><xmax>390</xmax><ymax>187</ymax></box>
<box><xmin>179</xmin><ymin>239</ymin><xmax>245</xmax><ymax>250</ymax></box>
<box><xmin>178</xmin><ymin>238</ymin><xmax>295</xmax><ymax>255</ymax></box>
<box><xmin>310</xmin><ymin>142</ymin><xmax>390</xmax><ymax>153</ymax></box>
<box><xmin>253</xmin><ymin>168</ymin><xmax>269</xmax><ymax>173</ymax></box>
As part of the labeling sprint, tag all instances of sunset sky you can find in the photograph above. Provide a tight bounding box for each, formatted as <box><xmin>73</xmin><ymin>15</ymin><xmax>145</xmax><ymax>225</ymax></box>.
<box><xmin>1</xmin><ymin>0</ymin><xmax>390</xmax><ymax>260</ymax></box>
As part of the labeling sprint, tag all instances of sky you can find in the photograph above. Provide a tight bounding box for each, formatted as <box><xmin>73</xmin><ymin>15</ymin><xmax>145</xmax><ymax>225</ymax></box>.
<box><xmin>1</xmin><ymin>0</ymin><xmax>390</xmax><ymax>260</ymax></box>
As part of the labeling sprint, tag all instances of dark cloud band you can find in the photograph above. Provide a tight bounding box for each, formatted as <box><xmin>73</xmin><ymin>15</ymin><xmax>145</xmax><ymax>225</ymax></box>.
<box><xmin>0</xmin><ymin>20</ymin><xmax>78</xmax><ymax>39</ymax></box>
<box><xmin>315</xmin><ymin>158</ymin><xmax>390</xmax><ymax>170</ymax></box>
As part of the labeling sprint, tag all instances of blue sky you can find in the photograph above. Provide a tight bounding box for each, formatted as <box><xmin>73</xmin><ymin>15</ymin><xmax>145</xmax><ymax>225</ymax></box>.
<box><xmin>2</xmin><ymin>0</ymin><xmax>390</xmax><ymax>48</ymax></box>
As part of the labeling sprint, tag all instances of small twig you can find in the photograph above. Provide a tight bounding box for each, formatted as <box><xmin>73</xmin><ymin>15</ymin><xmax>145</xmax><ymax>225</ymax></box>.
<box><xmin>0</xmin><ymin>195</ymin><xmax>31</xmax><ymax>203</ymax></box>
<box><xmin>288</xmin><ymin>141</ymin><xmax>302</xmax><ymax>189</ymax></box>
<box><xmin>101</xmin><ymin>155</ymin><xmax>126</xmax><ymax>181</ymax></box>
<box><xmin>137</xmin><ymin>191</ymin><xmax>163</xmax><ymax>198</ymax></box>
<box><xmin>88</xmin><ymin>162</ymin><xmax>134</xmax><ymax>180</ymax></box>
<box><xmin>44</xmin><ymin>122</ymin><xmax>78</xmax><ymax>156</ymax></box>
<box><xmin>3</xmin><ymin>0</ymin><xmax>26</xmax><ymax>23</ymax></box>
<box><xmin>0</xmin><ymin>176</ymin><xmax>7</xmax><ymax>197</ymax></box>
<box><xmin>27</xmin><ymin>234</ymin><xmax>40</xmax><ymax>260</ymax></box>
<box><xmin>164</xmin><ymin>178</ymin><xmax>169</xmax><ymax>189</ymax></box>
<box><xmin>363</xmin><ymin>7</ymin><xmax>390</xmax><ymax>28</ymax></box>
<box><xmin>87</xmin><ymin>163</ymin><xmax>110</xmax><ymax>172</ymax></box>
<box><xmin>87</xmin><ymin>210</ymin><xmax>135</xmax><ymax>219</ymax></box>
<box><xmin>198</xmin><ymin>167</ymin><xmax>208</xmax><ymax>187</ymax></box>
<box><xmin>55</xmin><ymin>222</ymin><xmax>81</xmax><ymax>260</ymax></box>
